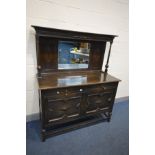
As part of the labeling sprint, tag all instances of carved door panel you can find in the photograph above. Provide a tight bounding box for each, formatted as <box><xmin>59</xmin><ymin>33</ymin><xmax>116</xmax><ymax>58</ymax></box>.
<box><xmin>86</xmin><ymin>92</ymin><xmax>113</xmax><ymax>114</ymax></box>
<box><xmin>85</xmin><ymin>84</ymin><xmax>116</xmax><ymax>115</ymax></box>
<box><xmin>45</xmin><ymin>95</ymin><xmax>81</xmax><ymax>125</ymax></box>
<box><xmin>46</xmin><ymin>98</ymin><xmax>65</xmax><ymax>123</ymax></box>
<box><xmin>97</xmin><ymin>92</ymin><xmax>113</xmax><ymax>110</ymax></box>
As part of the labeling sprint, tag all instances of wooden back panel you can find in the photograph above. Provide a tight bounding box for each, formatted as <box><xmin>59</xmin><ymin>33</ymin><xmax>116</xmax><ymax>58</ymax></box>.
<box><xmin>33</xmin><ymin>26</ymin><xmax>116</xmax><ymax>74</ymax></box>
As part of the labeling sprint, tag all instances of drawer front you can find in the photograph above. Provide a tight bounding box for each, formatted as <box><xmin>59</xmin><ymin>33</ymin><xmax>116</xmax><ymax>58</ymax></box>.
<box><xmin>85</xmin><ymin>83</ymin><xmax>117</xmax><ymax>115</ymax></box>
<box><xmin>65</xmin><ymin>87</ymin><xmax>85</xmax><ymax>98</ymax></box>
<box><xmin>87</xmin><ymin>83</ymin><xmax>117</xmax><ymax>94</ymax></box>
<box><xmin>42</xmin><ymin>87</ymin><xmax>85</xmax><ymax>98</ymax></box>
<box><xmin>42</xmin><ymin>88</ymin><xmax>66</xmax><ymax>99</ymax></box>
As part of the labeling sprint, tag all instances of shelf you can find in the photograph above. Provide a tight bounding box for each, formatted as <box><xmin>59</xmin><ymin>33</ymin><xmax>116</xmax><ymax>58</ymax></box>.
<box><xmin>43</xmin><ymin>113</ymin><xmax>109</xmax><ymax>139</ymax></box>
<box><xmin>70</xmin><ymin>50</ymin><xmax>89</xmax><ymax>57</ymax></box>
<box><xmin>58</xmin><ymin>64</ymin><xmax>88</xmax><ymax>70</ymax></box>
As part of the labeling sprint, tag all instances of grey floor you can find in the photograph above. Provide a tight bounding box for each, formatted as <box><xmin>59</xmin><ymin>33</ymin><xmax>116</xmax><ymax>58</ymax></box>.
<box><xmin>26</xmin><ymin>100</ymin><xmax>129</xmax><ymax>155</ymax></box>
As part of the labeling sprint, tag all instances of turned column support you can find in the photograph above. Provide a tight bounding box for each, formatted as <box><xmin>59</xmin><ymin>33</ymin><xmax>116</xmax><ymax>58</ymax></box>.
<box><xmin>105</xmin><ymin>41</ymin><xmax>113</xmax><ymax>73</ymax></box>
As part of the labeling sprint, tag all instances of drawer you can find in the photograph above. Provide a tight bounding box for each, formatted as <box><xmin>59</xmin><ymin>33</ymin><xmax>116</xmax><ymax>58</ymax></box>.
<box><xmin>87</xmin><ymin>85</ymin><xmax>104</xmax><ymax>94</ymax></box>
<box><xmin>42</xmin><ymin>87</ymin><xmax>85</xmax><ymax>99</ymax></box>
<box><xmin>66</xmin><ymin>87</ymin><xmax>85</xmax><ymax>97</ymax></box>
<box><xmin>87</xmin><ymin>83</ymin><xmax>117</xmax><ymax>94</ymax></box>
<box><xmin>42</xmin><ymin>88</ymin><xmax>66</xmax><ymax>99</ymax></box>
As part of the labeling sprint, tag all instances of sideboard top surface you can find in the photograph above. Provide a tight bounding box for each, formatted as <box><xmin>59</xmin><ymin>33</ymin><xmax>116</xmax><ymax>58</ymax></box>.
<box><xmin>38</xmin><ymin>70</ymin><xmax>120</xmax><ymax>90</ymax></box>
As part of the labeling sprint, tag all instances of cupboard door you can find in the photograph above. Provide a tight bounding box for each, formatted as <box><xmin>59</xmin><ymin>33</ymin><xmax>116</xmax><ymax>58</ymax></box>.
<box><xmin>46</xmin><ymin>98</ymin><xmax>65</xmax><ymax>123</ymax></box>
<box><xmin>43</xmin><ymin>92</ymin><xmax>82</xmax><ymax>125</ymax></box>
<box><xmin>85</xmin><ymin>84</ymin><xmax>117</xmax><ymax>115</ymax></box>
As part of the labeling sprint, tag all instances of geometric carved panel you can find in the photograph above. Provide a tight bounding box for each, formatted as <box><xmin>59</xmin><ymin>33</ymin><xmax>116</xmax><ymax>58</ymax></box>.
<box><xmin>46</xmin><ymin>96</ymin><xmax>81</xmax><ymax>123</ymax></box>
<box><xmin>86</xmin><ymin>92</ymin><xmax>113</xmax><ymax>114</ymax></box>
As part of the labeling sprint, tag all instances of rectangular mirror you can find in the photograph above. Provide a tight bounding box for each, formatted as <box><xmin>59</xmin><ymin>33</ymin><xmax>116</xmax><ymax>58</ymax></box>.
<box><xmin>58</xmin><ymin>41</ymin><xmax>90</xmax><ymax>70</ymax></box>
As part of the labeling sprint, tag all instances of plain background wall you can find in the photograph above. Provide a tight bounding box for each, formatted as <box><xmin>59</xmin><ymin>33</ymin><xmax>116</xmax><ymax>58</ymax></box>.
<box><xmin>26</xmin><ymin>0</ymin><xmax>129</xmax><ymax>116</ymax></box>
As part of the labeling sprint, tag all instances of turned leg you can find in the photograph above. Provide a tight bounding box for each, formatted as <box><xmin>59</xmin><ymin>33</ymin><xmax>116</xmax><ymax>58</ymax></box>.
<box><xmin>107</xmin><ymin>117</ymin><xmax>111</xmax><ymax>122</ymax></box>
<box><xmin>41</xmin><ymin>136</ymin><xmax>45</xmax><ymax>142</ymax></box>
<box><xmin>107</xmin><ymin>112</ymin><xmax>112</xmax><ymax>122</ymax></box>
<box><xmin>104</xmin><ymin>111</ymin><xmax>112</xmax><ymax>122</ymax></box>
<box><xmin>41</xmin><ymin>129</ymin><xmax>46</xmax><ymax>142</ymax></box>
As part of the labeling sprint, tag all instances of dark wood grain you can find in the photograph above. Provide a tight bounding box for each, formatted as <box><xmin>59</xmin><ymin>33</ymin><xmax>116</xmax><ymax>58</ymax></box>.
<box><xmin>32</xmin><ymin>25</ymin><xmax>118</xmax><ymax>42</ymax></box>
<box><xmin>32</xmin><ymin>26</ymin><xmax>120</xmax><ymax>141</ymax></box>
<box><xmin>38</xmin><ymin>70</ymin><xmax>120</xmax><ymax>90</ymax></box>
<box><xmin>37</xmin><ymin>37</ymin><xmax>58</xmax><ymax>72</ymax></box>
<box><xmin>89</xmin><ymin>41</ymin><xmax>106</xmax><ymax>70</ymax></box>
<box><xmin>32</xmin><ymin>26</ymin><xmax>117</xmax><ymax>74</ymax></box>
